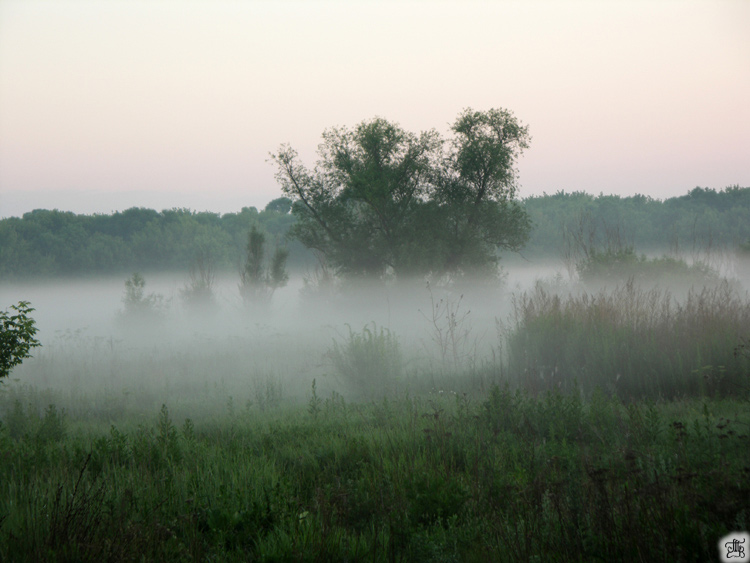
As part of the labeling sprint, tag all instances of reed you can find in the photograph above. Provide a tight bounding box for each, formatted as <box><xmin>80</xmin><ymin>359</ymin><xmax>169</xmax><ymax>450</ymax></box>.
<box><xmin>506</xmin><ymin>278</ymin><xmax>750</xmax><ymax>398</ymax></box>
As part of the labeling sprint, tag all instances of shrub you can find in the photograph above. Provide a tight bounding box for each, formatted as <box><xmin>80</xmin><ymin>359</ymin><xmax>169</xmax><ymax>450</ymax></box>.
<box><xmin>328</xmin><ymin>323</ymin><xmax>403</xmax><ymax>399</ymax></box>
<box><xmin>181</xmin><ymin>249</ymin><xmax>217</xmax><ymax>314</ymax></box>
<box><xmin>119</xmin><ymin>273</ymin><xmax>167</xmax><ymax>326</ymax></box>
<box><xmin>578</xmin><ymin>250</ymin><xmax>720</xmax><ymax>289</ymax></box>
<box><xmin>0</xmin><ymin>301</ymin><xmax>41</xmax><ymax>380</ymax></box>
<box><xmin>238</xmin><ymin>225</ymin><xmax>289</xmax><ymax>306</ymax></box>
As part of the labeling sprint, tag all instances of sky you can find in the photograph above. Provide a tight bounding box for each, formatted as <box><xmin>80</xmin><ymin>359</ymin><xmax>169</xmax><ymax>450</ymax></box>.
<box><xmin>0</xmin><ymin>0</ymin><xmax>748</xmax><ymax>218</ymax></box>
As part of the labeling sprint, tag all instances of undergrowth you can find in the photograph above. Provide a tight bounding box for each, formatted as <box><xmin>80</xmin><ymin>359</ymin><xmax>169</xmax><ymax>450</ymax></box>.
<box><xmin>0</xmin><ymin>389</ymin><xmax>748</xmax><ymax>562</ymax></box>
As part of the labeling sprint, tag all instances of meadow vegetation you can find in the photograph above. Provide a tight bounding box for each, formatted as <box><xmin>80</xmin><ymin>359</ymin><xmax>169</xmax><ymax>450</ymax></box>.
<box><xmin>1</xmin><ymin>378</ymin><xmax>748</xmax><ymax>561</ymax></box>
<box><xmin>506</xmin><ymin>279</ymin><xmax>750</xmax><ymax>399</ymax></box>
<box><xmin>1</xmin><ymin>255</ymin><xmax>749</xmax><ymax>561</ymax></box>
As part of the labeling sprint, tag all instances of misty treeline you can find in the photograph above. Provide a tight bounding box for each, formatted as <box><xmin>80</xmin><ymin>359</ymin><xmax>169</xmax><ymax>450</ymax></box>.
<box><xmin>523</xmin><ymin>185</ymin><xmax>750</xmax><ymax>258</ymax></box>
<box><xmin>2</xmin><ymin>185</ymin><xmax>749</xmax><ymax>281</ymax></box>
<box><xmin>0</xmin><ymin>201</ymin><xmax>300</xmax><ymax>279</ymax></box>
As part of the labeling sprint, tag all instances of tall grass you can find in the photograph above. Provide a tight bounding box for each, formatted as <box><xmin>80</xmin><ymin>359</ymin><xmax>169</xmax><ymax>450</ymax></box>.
<box><xmin>1</xmin><ymin>389</ymin><xmax>748</xmax><ymax>561</ymax></box>
<box><xmin>506</xmin><ymin>278</ymin><xmax>750</xmax><ymax>398</ymax></box>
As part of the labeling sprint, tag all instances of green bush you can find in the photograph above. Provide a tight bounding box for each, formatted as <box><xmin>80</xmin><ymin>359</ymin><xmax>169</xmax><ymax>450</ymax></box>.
<box><xmin>0</xmin><ymin>302</ymin><xmax>41</xmax><ymax>380</ymax></box>
<box><xmin>118</xmin><ymin>273</ymin><xmax>168</xmax><ymax>326</ymax></box>
<box><xmin>578</xmin><ymin>250</ymin><xmax>720</xmax><ymax>288</ymax></box>
<box><xmin>328</xmin><ymin>323</ymin><xmax>403</xmax><ymax>399</ymax></box>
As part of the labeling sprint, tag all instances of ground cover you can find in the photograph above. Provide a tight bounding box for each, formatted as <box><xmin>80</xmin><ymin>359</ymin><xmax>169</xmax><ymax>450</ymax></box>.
<box><xmin>1</xmin><ymin>383</ymin><xmax>748</xmax><ymax>562</ymax></box>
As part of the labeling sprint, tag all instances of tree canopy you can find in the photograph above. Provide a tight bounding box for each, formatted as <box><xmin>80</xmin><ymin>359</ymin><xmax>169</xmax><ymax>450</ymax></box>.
<box><xmin>2</xmin><ymin>182</ymin><xmax>748</xmax><ymax>282</ymax></box>
<box><xmin>0</xmin><ymin>205</ymin><xmax>299</xmax><ymax>280</ymax></box>
<box><xmin>271</xmin><ymin>108</ymin><xmax>532</xmax><ymax>279</ymax></box>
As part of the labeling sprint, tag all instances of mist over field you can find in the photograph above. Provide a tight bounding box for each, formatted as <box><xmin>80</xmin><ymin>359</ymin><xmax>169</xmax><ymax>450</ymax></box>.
<box><xmin>0</xmin><ymin>265</ymin><xmax>547</xmax><ymax>408</ymax></box>
<box><xmin>3</xmin><ymin>235</ymin><xmax>750</xmax><ymax>561</ymax></box>
<box><xmin>3</xmin><ymin>250</ymin><xmax>747</xmax><ymax>415</ymax></box>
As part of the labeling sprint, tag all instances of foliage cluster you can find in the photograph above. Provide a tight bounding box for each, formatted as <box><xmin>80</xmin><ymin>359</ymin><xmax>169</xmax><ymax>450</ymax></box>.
<box><xmin>179</xmin><ymin>249</ymin><xmax>218</xmax><ymax>313</ymax></box>
<box><xmin>0</xmin><ymin>202</ymin><xmax>297</xmax><ymax>280</ymax></box>
<box><xmin>3</xmin><ymin>186</ymin><xmax>750</xmax><ymax>281</ymax></box>
<box><xmin>118</xmin><ymin>273</ymin><xmax>169</xmax><ymax>326</ymax></box>
<box><xmin>0</xmin><ymin>302</ymin><xmax>41</xmax><ymax>380</ymax></box>
<box><xmin>554</xmin><ymin>204</ymin><xmax>728</xmax><ymax>287</ymax></box>
<box><xmin>576</xmin><ymin>250</ymin><xmax>721</xmax><ymax>288</ymax></box>
<box><xmin>0</xmin><ymin>386</ymin><xmax>747</xmax><ymax>562</ymax></box>
<box><xmin>328</xmin><ymin>323</ymin><xmax>403</xmax><ymax>399</ymax></box>
<box><xmin>271</xmin><ymin>108</ymin><xmax>532</xmax><ymax>279</ymax></box>
<box><xmin>238</xmin><ymin>225</ymin><xmax>289</xmax><ymax>306</ymax></box>
<box><xmin>524</xmin><ymin>185</ymin><xmax>750</xmax><ymax>259</ymax></box>
<box><xmin>506</xmin><ymin>279</ymin><xmax>750</xmax><ymax>399</ymax></box>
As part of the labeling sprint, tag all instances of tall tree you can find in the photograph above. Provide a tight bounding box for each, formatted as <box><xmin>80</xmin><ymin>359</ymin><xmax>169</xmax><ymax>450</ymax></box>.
<box><xmin>270</xmin><ymin>108</ymin><xmax>531</xmax><ymax>279</ymax></box>
<box><xmin>272</xmin><ymin>118</ymin><xmax>440</xmax><ymax>277</ymax></box>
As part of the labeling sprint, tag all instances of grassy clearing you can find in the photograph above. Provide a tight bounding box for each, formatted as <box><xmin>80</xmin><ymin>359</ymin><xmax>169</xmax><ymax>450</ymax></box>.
<box><xmin>0</xmin><ymin>387</ymin><xmax>748</xmax><ymax>562</ymax></box>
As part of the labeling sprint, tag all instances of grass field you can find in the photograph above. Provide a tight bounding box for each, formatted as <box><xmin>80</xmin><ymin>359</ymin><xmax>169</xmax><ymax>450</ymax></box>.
<box><xmin>1</xmin><ymin>274</ymin><xmax>749</xmax><ymax>562</ymax></box>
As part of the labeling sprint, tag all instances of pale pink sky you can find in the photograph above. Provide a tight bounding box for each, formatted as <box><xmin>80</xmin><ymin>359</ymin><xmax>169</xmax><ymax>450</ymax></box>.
<box><xmin>0</xmin><ymin>0</ymin><xmax>748</xmax><ymax>218</ymax></box>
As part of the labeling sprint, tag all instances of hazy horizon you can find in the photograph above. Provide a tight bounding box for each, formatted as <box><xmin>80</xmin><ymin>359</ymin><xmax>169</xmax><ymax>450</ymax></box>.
<box><xmin>1</xmin><ymin>1</ymin><xmax>748</xmax><ymax>219</ymax></box>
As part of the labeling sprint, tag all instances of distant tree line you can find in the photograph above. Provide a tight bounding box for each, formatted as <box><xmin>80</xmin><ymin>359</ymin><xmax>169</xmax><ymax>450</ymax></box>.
<box><xmin>523</xmin><ymin>185</ymin><xmax>750</xmax><ymax>258</ymax></box>
<box><xmin>0</xmin><ymin>200</ymin><xmax>299</xmax><ymax>280</ymax></box>
<box><xmin>1</xmin><ymin>186</ymin><xmax>748</xmax><ymax>280</ymax></box>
